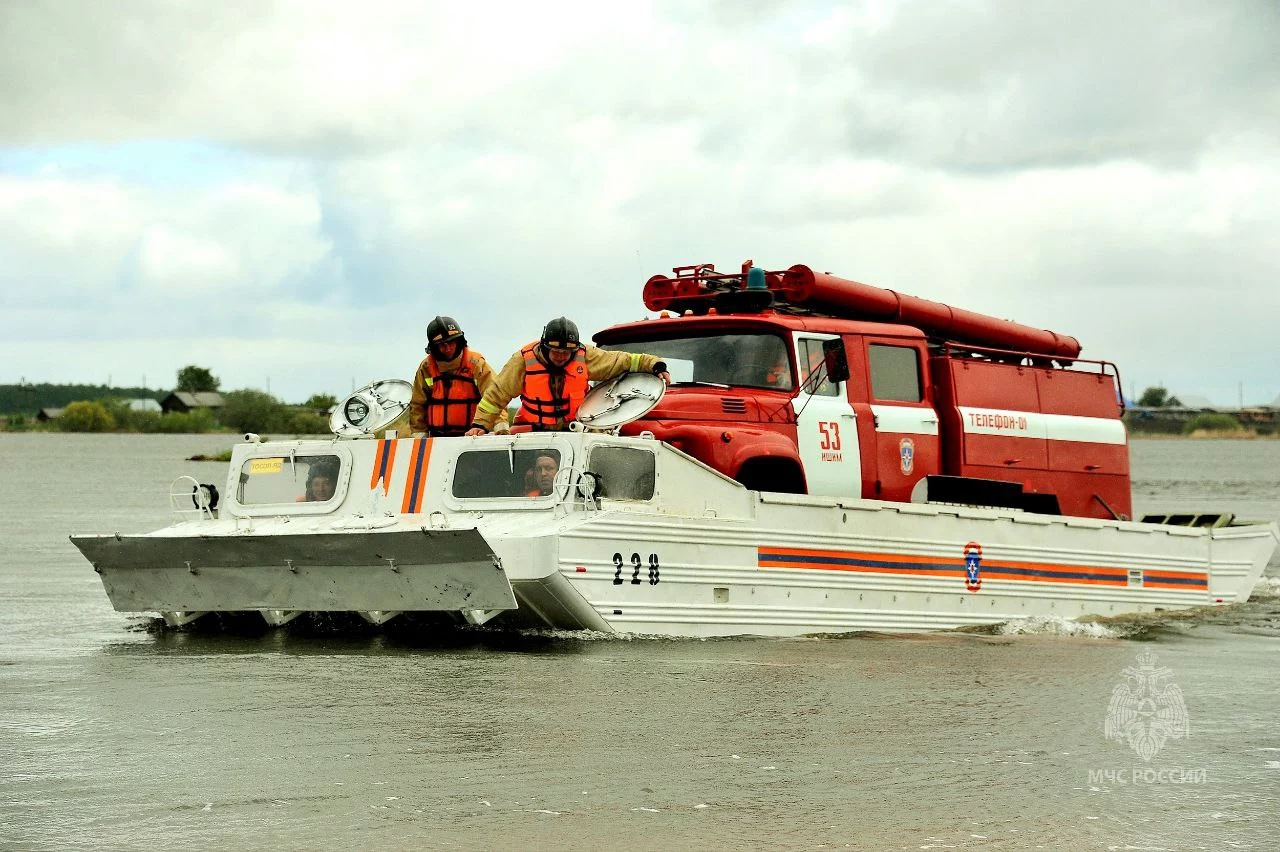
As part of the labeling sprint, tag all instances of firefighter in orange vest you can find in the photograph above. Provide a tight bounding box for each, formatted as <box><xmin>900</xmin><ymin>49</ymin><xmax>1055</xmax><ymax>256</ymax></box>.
<box><xmin>409</xmin><ymin>316</ymin><xmax>505</xmax><ymax>437</ymax></box>
<box><xmin>464</xmin><ymin>317</ymin><xmax>670</xmax><ymax>435</ymax></box>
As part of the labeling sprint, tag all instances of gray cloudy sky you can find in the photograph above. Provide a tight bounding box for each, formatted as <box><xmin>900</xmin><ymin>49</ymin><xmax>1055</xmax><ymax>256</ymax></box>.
<box><xmin>2</xmin><ymin>0</ymin><xmax>1277</xmax><ymax>405</ymax></box>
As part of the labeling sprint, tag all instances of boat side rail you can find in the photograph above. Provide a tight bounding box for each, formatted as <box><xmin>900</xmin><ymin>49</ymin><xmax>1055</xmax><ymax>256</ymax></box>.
<box><xmin>169</xmin><ymin>475</ymin><xmax>218</xmax><ymax>522</ymax></box>
<box><xmin>553</xmin><ymin>464</ymin><xmax>601</xmax><ymax>511</ymax></box>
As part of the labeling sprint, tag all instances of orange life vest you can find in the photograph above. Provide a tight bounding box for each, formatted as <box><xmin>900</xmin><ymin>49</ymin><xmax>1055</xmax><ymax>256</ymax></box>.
<box><xmin>517</xmin><ymin>341</ymin><xmax>589</xmax><ymax>428</ymax></box>
<box><xmin>424</xmin><ymin>349</ymin><xmax>483</xmax><ymax>436</ymax></box>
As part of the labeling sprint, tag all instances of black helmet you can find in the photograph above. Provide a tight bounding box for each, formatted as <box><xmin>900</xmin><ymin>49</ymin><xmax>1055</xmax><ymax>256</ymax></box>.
<box><xmin>540</xmin><ymin>317</ymin><xmax>581</xmax><ymax>353</ymax></box>
<box><xmin>426</xmin><ymin>315</ymin><xmax>466</xmax><ymax>357</ymax></box>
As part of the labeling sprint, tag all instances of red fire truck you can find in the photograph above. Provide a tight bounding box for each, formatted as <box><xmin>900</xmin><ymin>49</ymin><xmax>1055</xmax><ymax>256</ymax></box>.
<box><xmin>595</xmin><ymin>260</ymin><xmax>1129</xmax><ymax>521</ymax></box>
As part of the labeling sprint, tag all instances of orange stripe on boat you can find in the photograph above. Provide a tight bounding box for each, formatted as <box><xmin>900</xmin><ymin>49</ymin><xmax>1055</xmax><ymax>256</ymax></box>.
<box><xmin>400</xmin><ymin>438</ymin><xmax>432</xmax><ymax>513</ymax></box>
<box><xmin>370</xmin><ymin>437</ymin><xmax>399</xmax><ymax>495</ymax></box>
<box><xmin>759</xmin><ymin>547</ymin><xmax>957</xmax><ymax>567</ymax></box>
<box><xmin>1142</xmin><ymin>574</ymin><xmax>1210</xmax><ymax>591</ymax></box>
<box><xmin>757</xmin><ymin>545</ymin><xmax>1206</xmax><ymax>590</ymax></box>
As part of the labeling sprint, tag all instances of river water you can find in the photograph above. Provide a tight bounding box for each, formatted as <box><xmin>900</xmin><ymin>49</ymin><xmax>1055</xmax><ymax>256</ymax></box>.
<box><xmin>2</xmin><ymin>433</ymin><xmax>1278</xmax><ymax>850</ymax></box>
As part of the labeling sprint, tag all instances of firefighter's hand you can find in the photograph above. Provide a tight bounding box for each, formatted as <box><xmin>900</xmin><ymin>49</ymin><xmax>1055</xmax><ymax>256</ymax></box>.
<box><xmin>464</xmin><ymin>426</ymin><xmax>487</xmax><ymax>437</ymax></box>
<box><xmin>656</xmin><ymin>370</ymin><xmax>671</xmax><ymax>384</ymax></box>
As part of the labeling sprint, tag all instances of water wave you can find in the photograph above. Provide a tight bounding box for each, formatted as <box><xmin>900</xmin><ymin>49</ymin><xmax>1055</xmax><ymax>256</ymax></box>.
<box><xmin>1250</xmin><ymin>576</ymin><xmax>1280</xmax><ymax>600</ymax></box>
<box><xmin>994</xmin><ymin>615</ymin><xmax>1124</xmax><ymax>639</ymax></box>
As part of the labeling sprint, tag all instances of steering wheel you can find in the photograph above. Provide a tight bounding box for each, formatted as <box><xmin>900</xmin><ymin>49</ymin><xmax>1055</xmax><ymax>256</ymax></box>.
<box><xmin>733</xmin><ymin>361</ymin><xmax>779</xmax><ymax>385</ymax></box>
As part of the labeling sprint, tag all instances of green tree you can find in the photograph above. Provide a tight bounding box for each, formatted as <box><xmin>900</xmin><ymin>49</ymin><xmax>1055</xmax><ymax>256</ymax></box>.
<box><xmin>0</xmin><ymin>382</ymin><xmax>159</xmax><ymax>415</ymax></box>
<box><xmin>96</xmin><ymin>398</ymin><xmax>126</xmax><ymax>431</ymax></box>
<box><xmin>285</xmin><ymin>408</ymin><xmax>331</xmax><ymax>434</ymax></box>
<box><xmin>151</xmin><ymin>408</ymin><xmax>215</xmax><ymax>434</ymax></box>
<box><xmin>1137</xmin><ymin>386</ymin><xmax>1181</xmax><ymax>408</ymax></box>
<box><xmin>219</xmin><ymin>389</ymin><xmax>286</xmax><ymax>433</ymax></box>
<box><xmin>302</xmin><ymin>393</ymin><xmax>338</xmax><ymax>410</ymax></box>
<box><xmin>1183</xmin><ymin>412</ymin><xmax>1241</xmax><ymax>434</ymax></box>
<box><xmin>59</xmin><ymin>401</ymin><xmax>116</xmax><ymax>432</ymax></box>
<box><xmin>176</xmin><ymin>365</ymin><xmax>220</xmax><ymax>392</ymax></box>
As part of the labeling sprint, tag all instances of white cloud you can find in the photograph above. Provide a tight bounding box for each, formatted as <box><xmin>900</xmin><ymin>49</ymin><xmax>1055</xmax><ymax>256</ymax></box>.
<box><xmin>1</xmin><ymin>0</ymin><xmax>1278</xmax><ymax>404</ymax></box>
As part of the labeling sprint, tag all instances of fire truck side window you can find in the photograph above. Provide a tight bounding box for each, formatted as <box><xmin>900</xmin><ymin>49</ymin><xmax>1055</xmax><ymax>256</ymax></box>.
<box><xmin>869</xmin><ymin>344</ymin><xmax>923</xmax><ymax>402</ymax></box>
<box><xmin>798</xmin><ymin>339</ymin><xmax>839</xmax><ymax>397</ymax></box>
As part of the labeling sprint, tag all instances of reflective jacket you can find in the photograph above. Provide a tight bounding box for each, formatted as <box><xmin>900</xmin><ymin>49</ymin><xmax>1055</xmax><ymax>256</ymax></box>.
<box><xmin>410</xmin><ymin>348</ymin><xmax>500</xmax><ymax>436</ymax></box>
<box><xmin>516</xmin><ymin>341</ymin><xmax>589</xmax><ymax>428</ymax></box>
<box><xmin>471</xmin><ymin>343</ymin><xmax>663</xmax><ymax>432</ymax></box>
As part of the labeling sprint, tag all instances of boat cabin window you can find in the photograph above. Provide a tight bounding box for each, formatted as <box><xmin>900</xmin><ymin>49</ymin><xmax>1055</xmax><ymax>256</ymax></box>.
<box><xmin>237</xmin><ymin>454</ymin><xmax>343</xmax><ymax>505</ymax></box>
<box><xmin>587</xmin><ymin>446</ymin><xmax>656</xmax><ymax>501</ymax></box>
<box><xmin>452</xmin><ymin>448</ymin><xmax>564</xmax><ymax>499</ymax></box>
<box><xmin>601</xmin><ymin>332</ymin><xmax>792</xmax><ymax>390</ymax></box>
<box><xmin>869</xmin><ymin>344</ymin><xmax>923</xmax><ymax>403</ymax></box>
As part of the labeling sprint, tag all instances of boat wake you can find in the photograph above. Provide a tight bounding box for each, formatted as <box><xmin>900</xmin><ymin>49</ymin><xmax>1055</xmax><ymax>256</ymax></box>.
<box><xmin>993</xmin><ymin>615</ymin><xmax>1124</xmax><ymax>639</ymax></box>
<box><xmin>121</xmin><ymin>574</ymin><xmax>1280</xmax><ymax>645</ymax></box>
<box><xmin>1249</xmin><ymin>575</ymin><xmax>1280</xmax><ymax>600</ymax></box>
<box><xmin>954</xmin><ymin>575</ymin><xmax>1280</xmax><ymax>640</ymax></box>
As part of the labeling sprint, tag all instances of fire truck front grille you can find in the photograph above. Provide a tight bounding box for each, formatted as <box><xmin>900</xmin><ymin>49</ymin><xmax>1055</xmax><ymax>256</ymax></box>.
<box><xmin>721</xmin><ymin>398</ymin><xmax>748</xmax><ymax>414</ymax></box>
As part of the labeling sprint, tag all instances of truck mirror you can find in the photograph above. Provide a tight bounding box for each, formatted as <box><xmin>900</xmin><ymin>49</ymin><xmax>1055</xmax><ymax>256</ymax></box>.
<box><xmin>822</xmin><ymin>338</ymin><xmax>850</xmax><ymax>384</ymax></box>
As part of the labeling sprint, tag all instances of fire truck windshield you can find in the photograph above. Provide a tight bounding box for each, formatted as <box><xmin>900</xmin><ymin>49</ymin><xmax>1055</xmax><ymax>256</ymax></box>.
<box><xmin>601</xmin><ymin>332</ymin><xmax>792</xmax><ymax>390</ymax></box>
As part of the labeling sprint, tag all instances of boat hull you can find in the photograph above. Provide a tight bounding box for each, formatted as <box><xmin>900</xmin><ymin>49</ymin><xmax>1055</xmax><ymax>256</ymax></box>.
<box><xmin>520</xmin><ymin>499</ymin><xmax>1279</xmax><ymax>637</ymax></box>
<box><xmin>69</xmin><ymin>432</ymin><xmax>1280</xmax><ymax>637</ymax></box>
<box><xmin>71</xmin><ymin>529</ymin><xmax>516</xmax><ymax>614</ymax></box>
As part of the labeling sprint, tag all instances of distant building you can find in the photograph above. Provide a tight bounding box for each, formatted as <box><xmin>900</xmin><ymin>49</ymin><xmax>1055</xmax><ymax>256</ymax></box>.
<box><xmin>160</xmin><ymin>391</ymin><xmax>224</xmax><ymax>415</ymax></box>
<box><xmin>126</xmin><ymin>398</ymin><xmax>162</xmax><ymax>413</ymax></box>
<box><xmin>1237</xmin><ymin>407</ymin><xmax>1278</xmax><ymax>425</ymax></box>
<box><xmin>37</xmin><ymin>407</ymin><xmax>65</xmax><ymax>421</ymax></box>
<box><xmin>1169</xmin><ymin>392</ymin><xmax>1213</xmax><ymax>409</ymax></box>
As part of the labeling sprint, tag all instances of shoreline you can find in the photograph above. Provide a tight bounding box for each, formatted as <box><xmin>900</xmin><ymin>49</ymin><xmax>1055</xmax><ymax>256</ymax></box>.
<box><xmin>6</xmin><ymin>427</ymin><xmax>1276</xmax><ymax>441</ymax></box>
<box><xmin>1129</xmin><ymin>430</ymin><xmax>1278</xmax><ymax>440</ymax></box>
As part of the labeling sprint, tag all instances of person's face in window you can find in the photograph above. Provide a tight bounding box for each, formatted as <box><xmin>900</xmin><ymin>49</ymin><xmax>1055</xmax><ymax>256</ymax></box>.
<box><xmin>533</xmin><ymin>456</ymin><xmax>559</xmax><ymax>494</ymax></box>
<box><xmin>309</xmin><ymin>475</ymin><xmax>335</xmax><ymax>502</ymax></box>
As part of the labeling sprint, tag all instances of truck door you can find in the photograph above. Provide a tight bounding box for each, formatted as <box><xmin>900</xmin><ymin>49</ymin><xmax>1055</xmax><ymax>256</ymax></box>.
<box><xmin>863</xmin><ymin>338</ymin><xmax>941</xmax><ymax>502</ymax></box>
<box><xmin>791</xmin><ymin>333</ymin><xmax>861</xmax><ymax>498</ymax></box>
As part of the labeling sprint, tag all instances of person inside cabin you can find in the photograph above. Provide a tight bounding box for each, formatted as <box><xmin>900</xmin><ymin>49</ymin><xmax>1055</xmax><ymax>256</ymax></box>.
<box><xmin>464</xmin><ymin>317</ymin><xmax>671</xmax><ymax>435</ymax></box>
<box><xmin>730</xmin><ymin>336</ymin><xmax>792</xmax><ymax>389</ymax></box>
<box><xmin>764</xmin><ymin>359</ymin><xmax>791</xmax><ymax>389</ymax></box>
<box><xmin>525</xmin><ymin>451</ymin><xmax>560</xmax><ymax>497</ymax></box>
<box><xmin>303</xmin><ymin>461</ymin><xmax>338</xmax><ymax>502</ymax></box>
<box><xmin>409</xmin><ymin>315</ymin><xmax>507</xmax><ymax>437</ymax></box>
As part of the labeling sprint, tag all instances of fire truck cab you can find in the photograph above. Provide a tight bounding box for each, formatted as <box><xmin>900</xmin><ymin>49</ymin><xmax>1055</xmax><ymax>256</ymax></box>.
<box><xmin>596</xmin><ymin>261</ymin><xmax>1129</xmax><ymax>521</ymax></box>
